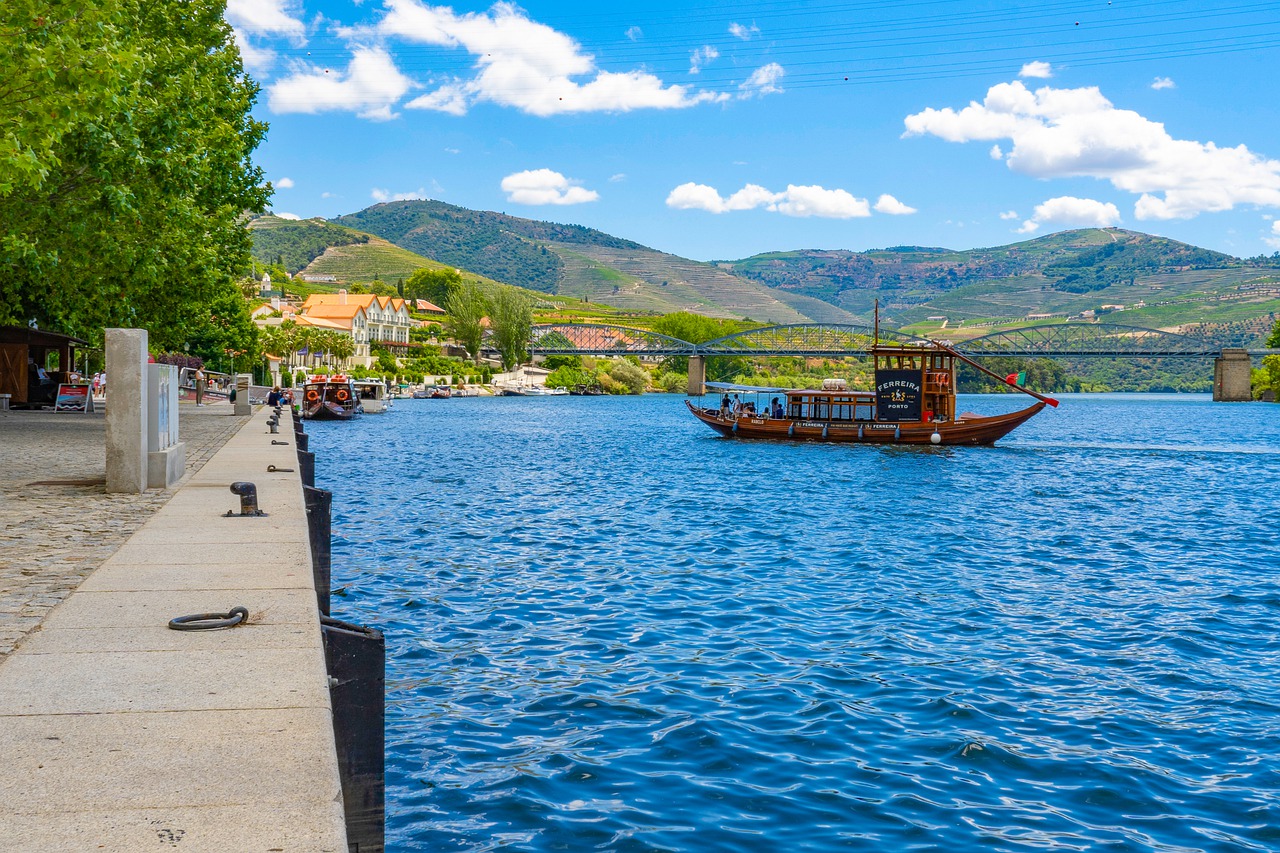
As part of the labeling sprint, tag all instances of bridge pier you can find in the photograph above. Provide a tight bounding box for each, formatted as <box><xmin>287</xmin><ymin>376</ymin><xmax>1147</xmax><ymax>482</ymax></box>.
<box><xmin>1213</xmin><ymin>349</ymin><xmax>1253</xmax><ymax>401</ymax></box>
<box><xmin>687</xmin><ymin>355</ymin><xmax>706</xmax><ymax>396</ymax></box>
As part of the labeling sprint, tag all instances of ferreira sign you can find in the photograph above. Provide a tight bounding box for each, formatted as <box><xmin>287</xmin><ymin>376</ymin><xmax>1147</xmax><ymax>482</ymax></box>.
<box><xmin>875</xmin><ymin>370</ymin><xmax>921</xmax><ymax>422</ymax></box>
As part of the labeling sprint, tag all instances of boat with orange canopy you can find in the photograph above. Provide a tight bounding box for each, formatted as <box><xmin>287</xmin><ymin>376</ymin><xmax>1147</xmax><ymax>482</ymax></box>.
<box><xmin>301</xmin><ymin>375</ymin><xmax>360</xmax><ymax>421</ymax></box>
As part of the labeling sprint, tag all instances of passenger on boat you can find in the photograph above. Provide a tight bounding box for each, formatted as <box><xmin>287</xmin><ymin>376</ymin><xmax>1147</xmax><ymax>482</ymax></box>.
<box><xmin>720</xmin><ymin>393</ymin><xmax>731</xmax><ymax>417</ymax></box>
<box><xmin>771</xmin><ymin>397</ymin><xmax>784</xmax><ymax>418</ymax></box>
<box><xmin>731</xmin><ymin>394</ymin><xmax>743</xmax><ymax>416</ymax></box>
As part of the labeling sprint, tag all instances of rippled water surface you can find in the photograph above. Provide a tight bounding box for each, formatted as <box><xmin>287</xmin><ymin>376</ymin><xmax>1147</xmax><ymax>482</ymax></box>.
<box><xmin>311</xmin><ymin>393</ymin><xmax>1280</xmax><ymax>852</ymax></box>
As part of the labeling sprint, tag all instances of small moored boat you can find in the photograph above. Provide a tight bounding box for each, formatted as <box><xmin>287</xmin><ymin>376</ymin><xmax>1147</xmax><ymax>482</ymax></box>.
<box><xmin>301</xmin><ymin>375</ymin><xmax>360</xmax><ymax>420</ymax></box>
<box><xmin>353</xmin><ymin>378</ymin><xmax>391</xmax><ymax>414</ymax></box>
<box><xmin>686</xmin><ymin>340</ymin><xmax>1055</xmax><ymax>446</ymax></box>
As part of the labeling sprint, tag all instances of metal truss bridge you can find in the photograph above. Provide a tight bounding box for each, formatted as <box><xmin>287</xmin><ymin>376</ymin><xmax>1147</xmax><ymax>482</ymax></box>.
<box><xmin>531</xmin><ymin>322</ymin><xmax>1277</xmax><ymax>359</ymax></box>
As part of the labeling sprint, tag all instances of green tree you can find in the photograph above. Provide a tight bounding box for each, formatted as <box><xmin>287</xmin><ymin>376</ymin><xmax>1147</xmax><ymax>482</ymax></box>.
<box><xmin>0</xmin><ymin>0</ymin><xmax>270</xmax><ymax>349</ymax></box>
<box><xmin>651</xmin><ymin>311</ymin><xmax>752</xmax><ymax>380</ymax></box>
<box><xmin>405</xmin><ymin>267</ymin><xmax>462</xmax><ymax>307</ymax></box>
<box><xmin>604</xmin><ymin>358</ymin><xmax>650</xmax><ymax>394</ymax></box>
<box><xmin>444</xmin><ymin>282</ymin><xmax>488</xmax><ymax>364</ymax></box>
<box><xmin>1267</xmin><ymin>318</ymin><xmax>1280</xmax><ymax>349</ymax></box>
<box><xmin>488</xmin><ymin>285</ymin><xmax>532</xmax><ymax>370</ymax></box>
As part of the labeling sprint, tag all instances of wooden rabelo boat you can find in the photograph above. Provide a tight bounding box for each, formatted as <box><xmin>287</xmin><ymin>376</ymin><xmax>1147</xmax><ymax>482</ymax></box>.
<box><xmin>301</xmin><ymin>375</ymin><xmax>360</xmax><ymax>421</ymax></box>
<box><xmin>686</xmin><ymin>341</ymin><xmax>1055</xmax><ymax>446</ymax></box>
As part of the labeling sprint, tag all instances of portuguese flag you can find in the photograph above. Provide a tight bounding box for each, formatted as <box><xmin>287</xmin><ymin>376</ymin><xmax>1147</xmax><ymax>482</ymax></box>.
<box><xmin>1005</xmin><ymin>371</ymin><xmax>1027</xmax><ymax>387</ymax></box>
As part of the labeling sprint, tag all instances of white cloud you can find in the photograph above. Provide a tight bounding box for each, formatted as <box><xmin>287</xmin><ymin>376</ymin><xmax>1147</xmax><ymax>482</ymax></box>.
<box><xmin>1019</xmin><ymin>61</ymin><xmax>1053</xmax><ymax>79</ymax></box>
<box><xmin>777</xmin><ymin>185</ymin><xmax>870</xmax><ymax>218</ymax></box>
<box><xmin>274</xmin><ymin>212</ymin><xmax>302</xmax><ymax>220</ymax></box>
<box><xmin>501</xmin><ymin>169</ymin><xmax>599</xmax><ymax>205</ymax></box>
<box><xmin>225</xmin><ymin>0</ymin><xmax>305</xmax><ymax>75</ymax></box>
<box><xmin>690</xmin><ymin>46</ymin><xmax>719</xmax><ymax>75</ymax></box>
<box><xmin>874</xmin><ymin>194</ymin><xmax>917</xmax><ymax>215</ymax></box>
<box><xmin>381</xmin><ymin>0</ymin><xmax>719</xmax><ymax>116</ymax></box>
<box><xmin>740</xmin><ymin>63</ymin><xmax>784</xmax><ymax>98</ymax></box>
<box><xmin>609</xmin><ymin>173</ymin><xmax>627</xmax><ymax>183</ymax></box>
<box><xmin>321</xmin><ymin>191</ymin><xmax>336</xmax><ymax>199</ymax></box>
<box><xmin>1017</xmin><ymin>196</ymin><xmax>1121</xmax><ymax>233</ymax></box>
<box><xmin>225</xmin><ymin>0</ymin><xmax>305</xmax><ymax>37</ymax></box>
<box><xmin>1151</xmin><ymin>77</ymin><xmax>1176</xmax><ymax>90</ymax></box>
<box><xmin>729</xmin><ymin>22</ymin><xmax>760</xmax><ymax>40</ymax></box>
<box><xmin>667</xmin><ymin>183</ymin><xmax>733</xmax><ymax>213</ymax></box>
<box><xmin>999</xmin><ymin>210</ymin><xmax>1020</xmax><ymax>220</ymax></box>
<box><xmin>268</xmin><ymin>46</ymin><xmax>413</xmax><ymax>120</ymax></box>
<box><xmin>666</xmin><ymin>182</ymin><xmax>870</xmax><ymax>218</ymax></box>
<box><xmin>625</xmin><ymin>26</ymin><xmax>643</xmax><ymax>41</ymax></box>
<box><xmin>232</xmin><ymin>29</ymin><xmax>278</xmax><ymax>76</ymax></box>
<box><xmin>371</xmin><ymin>187</ymin><xmax>428</xmax><ymax>202</ymax></box>
<box><xmin>903</xmin><ymin>79</ymin><xmax>1280</xmax><ymax>220</ymax></box>
<box><xmin>990</xmin><ymin>144</ymin><xmax>1004</xmax><ymax>160</ymax></box>
<box><xmin>275</xmin><ymin>177</ymin><xmax>295</xmax><ymax>189</ymax></box>
<box><xmin>1266</xmin><ymin>220</ymin><xmax>1280</xmax><ymax>249</ymax></box>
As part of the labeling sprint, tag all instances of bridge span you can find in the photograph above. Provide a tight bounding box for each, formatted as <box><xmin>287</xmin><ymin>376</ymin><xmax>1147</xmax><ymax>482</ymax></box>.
<box><xmin>530</xmin><ymin>322</ymin><xmax>1277</xmax><ymax>401</ymax></box>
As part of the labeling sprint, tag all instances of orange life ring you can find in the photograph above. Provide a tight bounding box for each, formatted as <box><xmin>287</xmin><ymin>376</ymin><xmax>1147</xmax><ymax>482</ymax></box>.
<box><xmin>938</xmin><ymin>372</ymin><xmax>950</xmax><ymax>386</ymax></box>
<box><xmin>305</xmin><ymin>389</ymin><xmax>320</xmax><ymax>401</ymax></box>
<box><xmin>335</xmin><ymin>389</ymin><xmax>350</xmax><ymax>402</ymax></box>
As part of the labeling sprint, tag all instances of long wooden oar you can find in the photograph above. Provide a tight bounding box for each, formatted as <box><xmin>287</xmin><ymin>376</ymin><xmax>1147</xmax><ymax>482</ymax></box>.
<box><xmin>934</xmin><ymin>341</ymin><xmax>1060</xmax><ymax>408</ymax></box>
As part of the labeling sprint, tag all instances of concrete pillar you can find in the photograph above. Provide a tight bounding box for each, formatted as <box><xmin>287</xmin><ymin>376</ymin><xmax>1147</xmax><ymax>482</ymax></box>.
<box><xmin>1213</xmin><ymin>348</ymin><xmax>1253</xmax><ymax>401</ymax></box>
<box><xmin>687</xmin><ymin>355</ymin><xmax>707</xmax><ymax>396</ymax></box>
<box><xmin>235</xmin><ymin>373</ymin><xmax>252</xmax><ymax>415</ymax></box>
<box><xmin>104</xmin><ymin>329</ymin><xmax>148</xmax><ymax>493</ymax></box>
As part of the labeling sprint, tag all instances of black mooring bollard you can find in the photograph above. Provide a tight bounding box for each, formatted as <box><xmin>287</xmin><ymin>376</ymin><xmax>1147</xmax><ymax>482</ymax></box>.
<box><xmin>303</xmin><ymin>485</ymin><xmax>331</xmax><ymax>616</ymax></box>
<box><xmin>297</xmin><ymin>449</ymin><xmax>315</xmax><ymax>488</ymax></box>
<box><xmin>225</xmin><ymin>482</ymin><xmax>267</xmax><ymax>517</ymax></box>
<box><xmin>322</xmin><ymin>615</ymin><xmax>385</xmax><ymax>853</ymax></box>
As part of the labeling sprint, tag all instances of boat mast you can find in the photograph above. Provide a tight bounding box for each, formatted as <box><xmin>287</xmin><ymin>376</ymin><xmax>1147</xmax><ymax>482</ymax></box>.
<box><xmin>873</xmin><ymin>299</ymin><xmax>879</xmax><ymax>349</ymax></box>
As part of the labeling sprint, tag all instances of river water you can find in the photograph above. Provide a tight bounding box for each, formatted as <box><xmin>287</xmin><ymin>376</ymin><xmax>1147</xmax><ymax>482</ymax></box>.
<box><xmin>310</xmin><ymin>393</ymin><xmax>1280</xmax><ymax>852</ymax></box>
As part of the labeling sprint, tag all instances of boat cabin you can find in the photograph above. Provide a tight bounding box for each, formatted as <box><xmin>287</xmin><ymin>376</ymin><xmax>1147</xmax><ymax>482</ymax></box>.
<box><xmin>785</xmin><ymin>345</ymin><xmax>955</xmax><ymax>425</ymax></box>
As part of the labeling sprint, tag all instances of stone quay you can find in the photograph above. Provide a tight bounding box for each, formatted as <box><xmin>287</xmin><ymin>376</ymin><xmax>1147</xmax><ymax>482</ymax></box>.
<box><xmin>0</xmin><ymin>401</ymin><xmax>351</xmax><ymax>851</ymax></box>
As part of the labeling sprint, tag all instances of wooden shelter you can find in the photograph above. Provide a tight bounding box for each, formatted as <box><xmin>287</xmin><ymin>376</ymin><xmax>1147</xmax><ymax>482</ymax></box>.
<box><xmin>0</xmin><ymin>326</ymin><xmax>90</xmax><ymax>408</ymax></box>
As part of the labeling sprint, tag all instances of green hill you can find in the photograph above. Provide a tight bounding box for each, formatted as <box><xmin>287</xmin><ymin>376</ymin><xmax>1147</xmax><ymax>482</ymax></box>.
<box><xmin>255</xmin><ymin>205</ymin><xmax>1280</xmax><ymax>345</ymax></box>
<box><xmin>333</xmin><ymin>199</ymin><xmax>646</xmax><ymax>294</ymax></box>
<box><xmin>722</xmin><ymin>229</ymin><xmax>1280</xmax><ymax>342</ymax></box>
<box><xmin>332</xmin><ymin>199</ymin><xmax>839</xmax><ymax>323</ymax></box>
<box><xmin>248</xmin><ymin>215</ymin><xmax>371</xmax><ymax>273</ymax></box>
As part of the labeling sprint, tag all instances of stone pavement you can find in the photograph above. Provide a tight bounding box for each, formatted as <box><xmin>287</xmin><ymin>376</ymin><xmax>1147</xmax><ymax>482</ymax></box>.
<box><xmin>0</xmin><ymin>401</ymin><xmax>250</xmax><ymax>656</ymax></box>
<box><xmin>0</xmin><ymin>407</ymin><xmax>347</xmax><ymax>851</ymax></box>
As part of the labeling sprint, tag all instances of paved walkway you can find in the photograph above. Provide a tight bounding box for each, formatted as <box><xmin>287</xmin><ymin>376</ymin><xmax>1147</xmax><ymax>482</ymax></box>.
<box><xmin>0</xmin><ymin>402</ymin><xmax>250</xmax><ymax>656</ymax></box>
<box><xmin>0</xmin><ymin>407</ymin><xmax>347</xmax><ymax>851</ymax></box>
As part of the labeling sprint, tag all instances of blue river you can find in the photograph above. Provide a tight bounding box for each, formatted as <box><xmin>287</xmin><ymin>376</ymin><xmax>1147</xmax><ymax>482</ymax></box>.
<box><xmin>310</xmin><ymin>393</ymin><xmax>1280</xmax><ymax>852</ymax></box>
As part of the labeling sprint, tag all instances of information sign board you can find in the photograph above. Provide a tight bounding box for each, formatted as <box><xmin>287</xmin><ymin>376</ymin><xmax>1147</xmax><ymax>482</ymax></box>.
<box><xmin>54</xmin><ymin>383</ymin><xmax>93</xmax><ymax>413</ymax></box>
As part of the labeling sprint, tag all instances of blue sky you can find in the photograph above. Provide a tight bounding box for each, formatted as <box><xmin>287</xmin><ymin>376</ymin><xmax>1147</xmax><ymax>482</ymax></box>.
<box><xmin>230</xmin><ymin>0</ymin><xmax>1280</xmax><ymax>262</ymax></box>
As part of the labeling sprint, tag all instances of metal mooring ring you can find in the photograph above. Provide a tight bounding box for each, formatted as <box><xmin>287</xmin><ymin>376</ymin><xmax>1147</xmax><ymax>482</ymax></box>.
<box><xmin>168</xmin><ymin>606</ymin><xmax>250</xmax><ymax>631</ymax></box>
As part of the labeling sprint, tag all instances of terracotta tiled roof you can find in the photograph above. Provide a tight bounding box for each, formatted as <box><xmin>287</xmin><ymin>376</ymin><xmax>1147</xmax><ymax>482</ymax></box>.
<box><xmin>296</xmin><ymin>315</ymin><xmax>353</xmax><ymax>331</ymax></box>
<box><xmin>303</xmin><ymin>303</ymin><xmax>366</xmax><ymax>320</ymax></box>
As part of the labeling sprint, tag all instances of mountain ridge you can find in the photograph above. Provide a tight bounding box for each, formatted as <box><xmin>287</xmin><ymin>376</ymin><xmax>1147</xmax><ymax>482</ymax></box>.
<box><xmin>251</xmin><ymin>202</ymin><xmax>1280</xmax><ymax>342</ymax></box>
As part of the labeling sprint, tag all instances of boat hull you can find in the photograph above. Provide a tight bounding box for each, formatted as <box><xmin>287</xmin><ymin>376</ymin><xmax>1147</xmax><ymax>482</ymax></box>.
<box><xmin>685</xmin><ymin>400</ymin><xmax>1045</xmax><ymax>446</ymax></box>
<box><xmin>301</xmin><ymin>381</ymin><xmax>360</xmax><ymax>421</ymax></box>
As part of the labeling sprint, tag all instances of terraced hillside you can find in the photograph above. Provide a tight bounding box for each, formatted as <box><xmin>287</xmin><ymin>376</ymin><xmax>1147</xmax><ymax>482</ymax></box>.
<box><xmin>548</xmin><ymin>244</ymin><xmax>845</xmax><ymax>324</ymax></box>
<box><xmin>257</xmin><ymin>203</ymin><xmax>1280</xmax><ymax>339</ymax></box>
<box><xmin>298</xmin><ymin>236</ymin><xmax>440</xmax><ymax>284</ymax></box>
<box><xmin>333</xmin><ymin>199</ymin><xmax>844</xmax><ymax>323</ymax></box>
